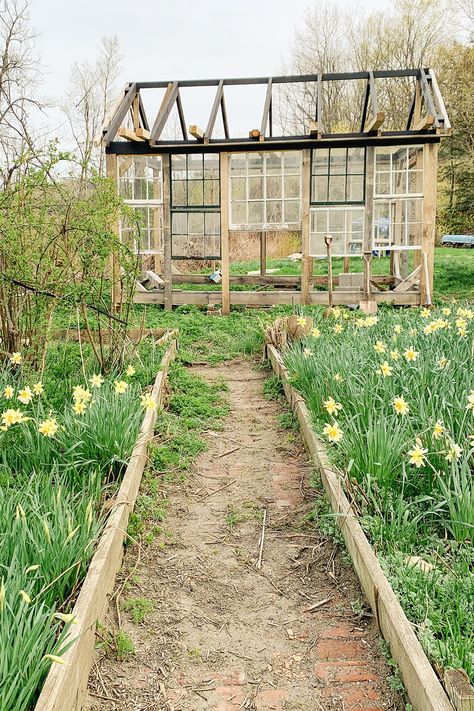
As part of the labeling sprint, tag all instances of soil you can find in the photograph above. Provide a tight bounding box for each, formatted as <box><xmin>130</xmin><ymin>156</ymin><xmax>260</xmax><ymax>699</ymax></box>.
<box><xmin>86</xmin><ymin>360</ymin><xmax>404</xmax><ymax>711</ymax></box>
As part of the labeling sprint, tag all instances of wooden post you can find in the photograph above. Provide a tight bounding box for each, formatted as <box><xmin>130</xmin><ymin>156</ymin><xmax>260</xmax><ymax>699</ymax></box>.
<box><xmin>106</xmin><ymin>153</ymin><xmax>122</xmax><ymax>309</ymax></box>
<box><xmin>220</xmin><ymin>152</ymin><xmax>230</xmax><ymax>315</ymax></box>
<box><xmin>420</xmin><ymin>142</ymin><xmax>438</xmax><ymax>305</ymax></box>
<box><xmin>343</xmin><ymin>256</ymin><xmax>350</xmax><ymax>273</ymax></box>
<box><xmin>361</xmin><ymin>146</ymin><xmax>376</xmax><ymax>313</ymax></box>
<box><xmin>301</xmin><ymin>148</ymin><xmax>312</xmax><ymax>304</ymax></box>
<box><xmin>260</xmin><ymin>231</ymin><xmax>267</xmax><ymax>276</ymax></box>
<box><xmin>162</xmin><ymin>154</ymin><xmax>172</xmax><ymax>311</ymax></box>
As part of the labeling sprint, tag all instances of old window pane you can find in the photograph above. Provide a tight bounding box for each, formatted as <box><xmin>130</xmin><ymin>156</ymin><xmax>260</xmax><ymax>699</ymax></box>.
<box><xmin>312</xmin><ymin>149</ymin><xmax>329</xmax><ymax>174</ymax></box>
<box><xmin>329</xmin><ymin>148</ymin><xmax>346</xmax><ymax>174</ymax></box>
<box><xmin>394</xmin><ymin>171</ymin><xmax>407</xmax><ymax>194</ymax></box>
<box><xmin>284</xmin><ymin>200</ymin><xmax>300</xmax><ymax>223</ymax></box>
<box><xmin>328</xmin><ymin>175</ymin><xmax>345</xmax><ymax>202</ymax></box>
<box><xmin>188</xmin><ymin>154</ymin><xmax>203</xmax><ymax>179</ymax></box>
<box><xmin>312</xmin><ymin>175</ymin><xmax>328</xmax><ymax>202</ymax></box>
<box><xmin>172</xmin><ymin>212</ymin><xmax>187</xmax><ymax>234</ymax></box>
<box><xmin>248</xmin><ymin>153</ymin><xmax>264</xmax><ymax>175</ymax></box>
<box><xmin>248</xmin><ymin>201</ymin><xmax>264</xmax><ymax>223</ymax></box>
<box><xmin>347</xmin><ymin>174</ymin><xmax>364</xmax><ymax>202</ymax></box>
<box><xmin>172</xmin><ymin>180</ymin><xmax>187</xmax><ymax>206</ymax></box>
<box><xmin>188</xmin><ymin>180</ymin><xmax>204</xmax><ymax>206</ymax></box>
<box><xmin>231</xmin><ymin>202</ymin><xmax>247</xmax><ymax>224</ymax></box>
<box><xmin>204</xmin><ymin>179</ymin><xmax>219</xmax><ymax>205</ymax></box>
<box><xmin>205</xmin><ymin>212</ymin><xmax>220</xmax><ymax>235</ymax></box>
<box><xmin>328</xmin><ymin>209</ymin><xmax>344</xmax><ymax>233</ymax></box>
<box><xmin>231</xmin><ymin>177</ymin><xmax>246</xmax><ymax>201</ymax></box>
<box><xmin>230</xmin><ymin>154</ymin><xmax>247</xmax><ymax>175</ymax></box>
<box><xmin>171</xmin><ymin>154</ymin><xmax>186</xmax><ymax>180</ymax></box>
<box><xmin>266</xmin><ymin>176</ymin><xmax>282</xmax><ymax>199</ymax></box>
<box><xmin>266</xmin><ymin>152</ymin><xmax>282</xmax><ymax>174</ymax></box>
<box><xmin>188</xmin><ymin>212</ymin><xmax>204</xmax><ymax>235</ymax></box>
<box><xmin>266</xmin><ymin>200</ymin><xmax>282</xmax><ymax>223</ymax></box>
<box><xmin>284</xmin><ymin>174</ymin><xmax>300</xmax><ymax>199</ymax></box>
<box><xmin>248</xmin><ymin>176</ymin><xmax>263</xmax><ymax>199</ymax></box>
<box><xmin>347</xmin><ymin>147</ymin><xmax>365</xmax><ymax>174</ymax></box>
<box><xmin>204</xmin><ymin>153</ymin><xmax>219</xmax><ymax>178</ymax></box>
<box><xmin>284</xmin><ymin>151</ymin><xmax>301</xmax><ymax>171</ymax></box>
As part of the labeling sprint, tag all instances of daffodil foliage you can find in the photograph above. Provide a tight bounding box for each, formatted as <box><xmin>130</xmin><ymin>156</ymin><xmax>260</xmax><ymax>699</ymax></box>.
<box><xmin>0</xmin><ymin>348</ymin><xmax>165</xmax><ymax>710</ymax></box>
<box><xmin>284</xmin><ymin>304</ymin><xmax>474</xmax><ymax>682</ymax></box>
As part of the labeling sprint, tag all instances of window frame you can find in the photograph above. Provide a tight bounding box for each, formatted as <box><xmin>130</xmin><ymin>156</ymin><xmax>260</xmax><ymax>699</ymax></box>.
<box><xmin>310</xmin><ymin>147</ymin><xmax>366</xmax><ymax>206</ymax></box>
<box><xmin>309</xmin><ymin>205</ymin><xmax>365</xmax><ymax>258</ymax></box>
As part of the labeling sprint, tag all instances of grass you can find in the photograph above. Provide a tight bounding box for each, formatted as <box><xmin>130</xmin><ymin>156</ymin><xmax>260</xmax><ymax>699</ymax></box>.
<box><xmin>282</xmin><ymin>303</ymin><xmax>474</xmax><ymax>680</ymax></box>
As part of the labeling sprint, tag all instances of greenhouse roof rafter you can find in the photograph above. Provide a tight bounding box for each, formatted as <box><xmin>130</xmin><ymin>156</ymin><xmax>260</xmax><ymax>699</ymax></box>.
<box><xmin>101</xmin><ymin>68</ymin><xmax>450</xmax><ymax>153</ymax></box>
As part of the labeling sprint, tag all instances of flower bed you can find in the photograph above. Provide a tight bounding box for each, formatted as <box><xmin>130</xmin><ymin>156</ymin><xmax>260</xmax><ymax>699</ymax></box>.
<box><xmin>282</xmin><ymin>305</ymin><xmax>473</xmax><ymax>686</ymax></box>
<box><xmin>0</xmin><ymin>342</ymin><xmax>170</xmax><ymax>711</ymax></box>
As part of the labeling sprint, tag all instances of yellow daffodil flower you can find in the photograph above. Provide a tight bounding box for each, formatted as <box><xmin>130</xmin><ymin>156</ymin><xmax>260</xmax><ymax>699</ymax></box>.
<box><xmin>38</xmin><ymin>418</ymin><xmax>59</xmax><ymax>438</ymax></box>
<box><xmin>33</xmin><ymin>382</ymin><xmax>44</xmax><ymax>396</ymax></box>
<box><xmin>334</xmin><ymin>324</ymin><xmax>343</xmax><ymax>334</ymax></box>
<box><xmin>10</xmin><ymin>352</ymin><xmax>22</xmax><ymax>365</ymax></box>
<box><xmin>432</xmin><ymin>421</ymin><xmax>445</xmax><ymax>440</ymax></box>
<box><xmin>296</xmin><ymin>316</ymin><xmax>307</xmax><ymax>327</ymax></box>
<box><xmin>3</xmin><ymin>385</ymin><xmax>14</xmax><ymax>399</ymax></box>
<box><xmin>323</xmin><ymin>421</ymin><xmax>343</xmax><ymax>443</ymax></box>
<box><xmin>408</xmin><ymin>438</ymin><xmax>428</xmax><ymax>468</ymax></box>
<box><xmin>421</xmin><ymin>307</ymin><xmax>430</xmax><ymax>318</ymax></box>
<box><xmin>445</xmin><ymin>443</ymin><xmax>462</xmax><ymax>462</ymax></box>
<box><xmin>114</xmin><ymin>380</ymin><xmax>128</xmax><ymax>394</ymax></box>
<box><xmin>140</xmin><ymin>394</ymin><xmax>157</xmax><ymax>411</ymax></box>
<box><xmin>438</xmin><ymin>356</ymin><xmax>450</xmax><ymax>370</ymax></box>
<box><xmin>393</xmin><ymin>396</ymin><xmax>409</xmax><ymax>416</ymax></box>
<box><xmin>2</xmin><ymin>408</ymin><xmax>26</xmax><ymax>427</ymax></box>
<box><xmin>311</xmin><ymin>327</ymin><xmax>320</xmax><ymax>338</ymax></box>
<box><xmin>73</xmin><ymin>400</ymin><xmax>87</xmax><ymax>415</ymax></box>
<box><xmin>404</xmin><ymin>348</ymin><xmax>419</xmax><ymax>362</ymax></box>
<box><xmin>303</xmin><ymin>348</ymin><xmax>313</xmax><ymax>358</ymax></box>
<box><xmin>466</xmin><ymin>390</ymin><xmax>474</xmax><ymax>412</ymax></box>
<box><xmin>334</xmin><ymin>373</ymin><xmax>343</xmax><ymax>382</ymax></box>
<box><xmin>394</xmin><ymin>325</ymin><xmax>402</xmax><ymax>334</ymax></box>
<box><xmin>390</xmin><ymin>350</ymin><xmax>400</xmax><ymax>360</ymax></box>
<box><xmin>126</xmin><ymin>365</ymin><xmax>136</xmax><ymax>377</ymax></box>
<box><xmin>89</xmin><ymin>373</ymin><xmax>104</xmax><ymax>388</ymax></box>
<box><xmin>72</xmin><ymin>385</ymin><xmax>92</xmax><ymax>403</ymax></box>
<box><xmin>332</xmin><ymin>307</ymin><xmax>341</xmax><ymax>319</ymax></box>
<box><xmin>18</xmin><ymin>387</ymin><xmax>33</xmax><ymax>405</ymax></box>
<box><xmin>374</xmin><ymin>340</ymin><xmax>386</xmax><ymax>353</ymax></box>
<box><xmin>377</xmin><ymin>361</ymin><xmax>393</xmax><ymax>377</ymax></box>
<box><xmin>323</xmin><ymin>396</ymin><xmax>342</xmax><ymax>415</ymax></box>
<box><xmin>19</xmin><ymin>590</ymin><xmax>31</xmax><ymax>604</ymax></box>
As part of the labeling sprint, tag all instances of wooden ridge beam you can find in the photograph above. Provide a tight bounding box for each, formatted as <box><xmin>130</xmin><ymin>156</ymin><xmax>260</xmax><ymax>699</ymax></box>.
<box><xmin>189</xmin><ymin>124</ymin><xmax>205</xmax><ymax>141</ymax></box>
<box><xmin>149</xmin><ymin>81</ymin><xmax>180</xmax><ymax>143</ymax></box>
<box><xmin>418</xmin><ymin>68</ymin><xmax>439</xmax><ymax>128</ymax></box>
<box><xmin>316</xmin><ymin>73</ymin><xmax>323</xmax><ymax>134</ymax></box>
<box><xmin>414</xmin><ymin>115</ymin><xmax>435</xmax><ymax>131</ymax></box>
<box><xmin>365</xmin><ymin>111</ymin><xmax>385</xmax><ymax>133</ymax></box>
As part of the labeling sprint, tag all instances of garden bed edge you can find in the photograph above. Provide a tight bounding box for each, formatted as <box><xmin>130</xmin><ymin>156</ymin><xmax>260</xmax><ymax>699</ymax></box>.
<box><xmin>34</xmin><ymin>338</ymin><xmax>178</xmax><ymax>711</ymax></box>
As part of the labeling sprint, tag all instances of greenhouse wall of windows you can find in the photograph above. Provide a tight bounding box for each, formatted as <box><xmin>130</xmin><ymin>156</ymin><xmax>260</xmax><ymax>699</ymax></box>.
<box><xmin>101</xmin><ymin>69</ymin><xmax>450</xmax><ymax>313</ymax></box>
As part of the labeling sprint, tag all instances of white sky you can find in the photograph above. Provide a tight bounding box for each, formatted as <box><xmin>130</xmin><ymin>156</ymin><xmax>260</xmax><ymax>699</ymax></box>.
<box><xmin>30</xmin><ymin>0</ymin><xmax>389</xmax><ymax>143</ymax></box>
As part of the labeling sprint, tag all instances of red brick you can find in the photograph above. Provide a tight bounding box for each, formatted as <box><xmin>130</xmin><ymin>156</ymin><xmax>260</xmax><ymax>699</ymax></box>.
<box><xmin>316</xmin><ymin>638</ymin><xmax>367</xmax><ymax>660</ymax></box>
<box><xmin>320</xmin><ymin>623</ymin><xmax>365</xmax><ymax>639</ymax></box>
<box><xmin>255</xmin><ymin>689</ymin><xmax>288</xmax><ymax>710</ymax></box>
<box><xmin>339</xmin><ymin>684</ymin><xmax>381</xmax><ymax>705</ymax></box>
<box><xmin>314</xmin><ymin>660</ymin><xmax>379</xmax><ymax>684</ymax></box>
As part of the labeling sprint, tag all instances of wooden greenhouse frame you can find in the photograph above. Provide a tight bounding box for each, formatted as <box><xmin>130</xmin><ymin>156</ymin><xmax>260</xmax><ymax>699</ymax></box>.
<box><xmin>100</xmin><ymin>69</ymin><xmax>450</xmax><ymax>314</ymax></box>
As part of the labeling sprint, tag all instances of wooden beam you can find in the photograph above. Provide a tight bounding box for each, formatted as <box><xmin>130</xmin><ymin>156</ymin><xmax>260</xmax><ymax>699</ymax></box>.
<box><xmin>135</xmin><ymin>127</ymin><xmax>151</xmax><ymax>140</ymax></box>
<box><xmin>220</xmin><ymin>152</ymin><xmax>230</xmax><ymax>315</ymax></box>
<box><xmin>138</xmin><ymin>93</ymin><xmax>149</xmax><ymax>131</ymax></box>
<box><xmin>368</xmin><ymin>70</ymin><xmax>379</xmax><ymax>117</ymax></box>
<box><xmin>362</xmin><ymin>145</ymin><xmax>375</xmax><ymax>310</ymax></box>
<box><xmin>428</xmin><ymin>69</ymin><xmax>451</xmax><ymax>133</ymax></box>
<box><xmin>260</xmin><ymin>78</ymin><xmax>273</xmax><ymax>138</ymax></box>
<box><xmin>444</xmin><ymin>669</ymin><xmax>474</xmax><ymax>710</ymax></box>
<box><xmin>189</xmin><ymin>124</ymin><xmax>205</xmax><ymax>141</ymax></box>
<box><xmin>176</xmin><ymin>91</ymin><xmax>187</xmax><ymax>140</ymax></box>
<box><xmin>301</xmin><ymin>148</ymin><xmax>311</xmax><ymax>304</ymax></box>
<box><xmin>206</xmin><ymin>79</ymin><xmax>224</xmax><ymax>140</ymax></box>
<box><xmin>135</xmin><ymin>280</ymin><xmax>147</xmax><ymax>292</ymax></box>
<box><xmin>316</xmin><ymin>73</ymin><xmax>323</xmax><ymax>132</ymax></box>
<box><xmin>420</xmin><ymin>142</ymin><xmax>438</xmax><ymax>304</ymax></box>
<box><xmin>103</xmin><ymin>83</ymin><xmax>138</xmax><ymax>145</ymax></box>
<box><xmin>414</xmin><ymin>115</ymin><xmax>435</xmax><ymax>131</ymax></box>
<box><xmin>162</xmin><ymin>154</ymin><xmax>172</xmax><ymax>311</ymax></box>
<box><xmin>145</xmin><ymin>270</ymin><xmax>164</xmax><ymax>287</ymax></box>
<box><xmin>309</xmin><ymin>120</ymin><xmax>321</xmax><ymax>138</ymax></box>
<box><xmin>132</xmin><ymin>95</ymin><xmax>140</xmax><ymax>131</ymax></box>
<box><xmin>365</xmin><ymin>111</ymin><xmax>385</xmax><ymax>133</ymax></box>
<box><xmin>221</xmin><ymin>93</ymin><xmax>230</xmax><ymax>139</ymax></box>
<box><xmin>418</xmin><ymin>69</ymin><xmax>439</xmax><ymax>128</ymax></box>
<box><xmin>149</xmin><ymin>82</ymin><xmax>179</xmax><ymax>143</ymax></box>
<box><xmin>393</xmin><ymin>264</ymin><xmax>422</xmax><ymax>292</ymax></box>
<box><xmin>117</xmin><ymin>127</ymin><xmax>145</xmax><ymax>142</ymax></box>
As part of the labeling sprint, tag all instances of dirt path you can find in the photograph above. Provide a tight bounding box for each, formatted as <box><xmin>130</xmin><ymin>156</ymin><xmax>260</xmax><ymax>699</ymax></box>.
<box><xmin>87</xmin><ymin>361</ymin><xmax>403</xmax><ymax>711</ymax></box>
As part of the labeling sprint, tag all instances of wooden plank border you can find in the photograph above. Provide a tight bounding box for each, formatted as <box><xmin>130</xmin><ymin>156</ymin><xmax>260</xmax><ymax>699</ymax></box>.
<box><xmin>35</xmin><ymin>339</ymin><xmax>178</xmax><ymax>711</ymax></box>
<box><xmin>266</xmin><ymin>343</ymin><xmax>455</xmax><ymax>711</ymax></box>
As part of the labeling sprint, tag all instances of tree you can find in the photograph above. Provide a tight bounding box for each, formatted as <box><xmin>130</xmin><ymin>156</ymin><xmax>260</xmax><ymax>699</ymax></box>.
<box><xmin>0</xmin><ymin>0</ymin><xmax>42</xmax><ymax>188</ymax></box>
<box><xmin>63</xmin><ymin>35</ymin><xmax>122</xmax><ymax>178</ymax></box>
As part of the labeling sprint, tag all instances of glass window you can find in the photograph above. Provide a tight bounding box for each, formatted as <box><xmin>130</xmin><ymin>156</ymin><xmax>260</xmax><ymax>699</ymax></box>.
<box><xmin>311</xmin><ymin>148</ymin><xmax>365</xmax><ymax>204</ymax></box>
<box><xmin>372</xmin><ymin>198</ymin><xmax>423</xmax><ymax>251</ymax></box>
<box><xmin>229</xmin><ymin>151</ymin><xmax>302</xmax><ymax>228</ymax></box>
<box><xmin>120</xmin><ymin>205</ymin><xmax>162</xmax><ymax>254</ymax></box>
<box><xmin>374</xmin><ymin>146</ymin><xmax>423</xmax><ymax>197</ymax></box>
<box><xmin>309</xmin><ymin>207</ymin><xmax>364</xmax><ymax>257</ymax></box>
<box><xmin>171</xmin><ymin>211</ymin><xmax>221</xmax><ymax>259</ymax></box>
<box><xmin>171</xmin><ymin>153</ymin><xmax>220</xmax><ymax>208</ymax></box>
<box><xmin>118</xmin><ymin>156</ymin><xmax>163</xmax><ymax>203</ymax></box>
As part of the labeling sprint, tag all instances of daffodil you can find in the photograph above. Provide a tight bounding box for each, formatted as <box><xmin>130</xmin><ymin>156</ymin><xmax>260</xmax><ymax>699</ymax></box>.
<box><xmin>323</xmin><ymin>396</ymin><xmax>342</xmax><ymax>415</ymax></box>
<box><xmin>114</xmin><ymin>380</ymin><xmax>128</xmax><ymax>394</ymax></box>
<box><xmin>456</xmin><ymin>318</ymin><xmax>467</xmax><ymax>330</ymax></box>
<box><xmin>393</xmin><ymin>396</ymin><xmax>409</xmax><ymax>416</ymax></box>
<box><xmin>25</xmin><ymin>564</ymin><xmax>40</xmax><ymax>573</ymax></box>
<box><xmin>442</xmin><ymin>307</ymin><xmax>451</xmax><ymax>316</ymax></box>
<box><xmin>126</xmin><ymin>365</ymin><xmax>136</xmax><ymax>377</ymax></box>
<box><xmin>377</xmin><ymin>361</ymin><xmax>393</xmax><ymax>377</ymax></box>
<box><xmin>421</xmin><ymin>307</ymin><xmax>430</xmax><ymax>318</ymax></box>
<box><xmin>409</xmin><ymin>328</ymin><xmax>417</xmax><ymax>337</ymax></box>
<box><xmin>19</xmin><ymin>590</ymin><xmax>31</xmax><ymax>604</ymax></box>
<box><xmin>73</xmin><ymin>400</ymin><xmax>87</xmax><ymax>415</ymax></box>
<box><xmin>423</xmin><ymin>323</ymin><xmax>434</xmax><ymax>335</ymax></box>
<box><xmin>466</xmin><ymin>390</ymin><xmax>474</xmax><ymax>412</ymax></box>
<box><xmin>10</xmin><ymin>352</ymin><xmax>22</xmax><ymax>365</ymax></box>
<box><xmin>3</xmin><ymin>385</ymin><xmax>14</xmax><ymax>399</ymax></box>
<box><xmin>366</xmin><ymin>316</ymin><xmax>378</xmax><ymax>327</ymax></box>
<box><xmin>33</xmin><ymin>382</ymin><xmax>44</xmax><ymax>396</ymax></box>
<box><xmin>303</xmin><ymin>348</ymin><xmax>313</xmax><ymax>358</ymax></box>
<box><xmin>334</xmin><ymin>373</ymin><xmax>343</xmax><ymax>382</ymax></box>
<box><xmin>38</xmin><ymin>418</ymin><xmax>59</xmax><ymax>438</ymax></box>
<box><xmin>394</xmin><ymin>325</ymin><xmax>402</xmax><ymax>334</ymax></box>
<box><xmin>1</xmin><ymin>408</ymin><xmax>27</xmax><ymax>427</ymax></box>
<box><xmin>390</xmin><ymin>350</ymin><xmax>400</xmax><ymax>361</ymax></box>
<box><xmin>438</xmin><ymin>356</ymin><xmax>450</xmax><ymax>370</ymax></box>
<box><xmin>374</xmin><ymin>340</ymin><xmax>386</xmax><ymax>354</ymax></box>
<box><xmin>18</xmin><ymin>387</ymin><xmax>33</xmax><ymax>405</ymax></box>
<box><xmin>311</xmin><ymin>327</ymin><xmax>320</xmax><ymax>338</ymax></box>
<box><xmin>53</xmin><ymin>612</ymin><xmax>78</xmax><ymax>624</ymax></box>
<box><xmin>408</xmin><ymin>438</ymin><xmax>428</xmax><ymax>468</ymax></box>
<box><xmin>446</xmin><ymin>443</ymin><xmax>462</xmax><ymax>462</ymax></box>
<box><xmin>42</xmin><ymin>654</ymin><xmax>66</xmax><ymax>665</ymax></box>
<box><xmin>322</xmin><ymin>421</ymin><xmax>343</xmax><ymax>443</ymax></box>
<box><xmin>140</xmin><ymin>394</ymin><xmax>157</xmax><ymax>411</ymax></box>
<box><xmin>296</xmin><ymin>316</ymin><xmax>307</xmax><ymax>327</ymax></box>
<box><xmin>89</xmin><ymin>373</ymin><xmax>104</xmax><ymax>388</ymax></box>
<box><xmin>404</xmin><ymin>348</ymin><xmax>419</xmax><ymax>362</ymax></box>
<box><xmin>432</xmin><ymin>420</ymin><xmax>445</xmax><ymax>440</ymax></box>
<box><xmin>333</xmin><ymin>324</ymin><xmax>343</xmax><ymax>334</ymax></box>
<box><xmin>332</xmin><ymin>307</ymin><xmax>341</xmax><ymax>319</ymax></box>
<box><xmin>72</xmin><ymin>385</ymin><xmax>92</xmax><ymax>403</ymax></box>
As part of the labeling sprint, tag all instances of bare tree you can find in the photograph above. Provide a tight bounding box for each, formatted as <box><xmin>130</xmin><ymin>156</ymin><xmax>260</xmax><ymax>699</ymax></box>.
<box><xmin>63</xmin><ymin>35</ymin><xmax>122</xmax><ymax>178</ymax></box>
<box><xmin>0</xmin><ymin>0</ymin><xmax>42</xmax><ymax>187</ymax></box>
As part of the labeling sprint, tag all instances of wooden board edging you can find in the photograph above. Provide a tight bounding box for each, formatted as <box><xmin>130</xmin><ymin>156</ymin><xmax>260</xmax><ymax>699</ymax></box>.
<box><xmin>34</xmin><ymin>339</ymin><xmax>178</xmax><ymax>711</ymax></box>
<box><xmin>266</xmin><ymin>343</ymin><xmax>455</xmax><ymax>711</ymax></box>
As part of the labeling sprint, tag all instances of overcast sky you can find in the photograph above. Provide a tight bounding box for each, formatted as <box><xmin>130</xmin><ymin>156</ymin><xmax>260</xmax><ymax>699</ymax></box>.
<box><xmin>29</xmin><ymin>0</ymin><xmax>388</xmax><ymax>143</ymax></box>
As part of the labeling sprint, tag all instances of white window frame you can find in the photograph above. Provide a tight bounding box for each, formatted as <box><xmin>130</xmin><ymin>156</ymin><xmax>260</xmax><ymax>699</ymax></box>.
<box><xmin>374</xmin><ymin>145</ymin><xmax>424</xmax><ymax>199</ymax></box>
<box><xmin>309</xmin><ymin>206</ymin><xmax>365</xmax><ymax>258</ymax></box>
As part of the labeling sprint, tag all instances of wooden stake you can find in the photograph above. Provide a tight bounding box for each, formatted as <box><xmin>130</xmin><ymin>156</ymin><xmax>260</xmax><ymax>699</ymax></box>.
<box><xmin>220</xmin><ymin>152</ymin><xmax>230</xmax><ymax>315</ymax></box>
<box><xmin>420</xmin><ymin>142</ymin><xmax>438</xmax><ymax>304</ymax></box>
<box><xmin>301</xmin><ymin>148</ymin><xmax>311</xmax><ymax>304</ymax></box>
<box><xmin>162</xmin><ymin>154</ymin><xmax>172</xmax><ymax>311</ymax></box>
<box><xmin>256</xmin><ymin>509</ymin><xmax>267</xmax><ymax>570</ymax></box>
